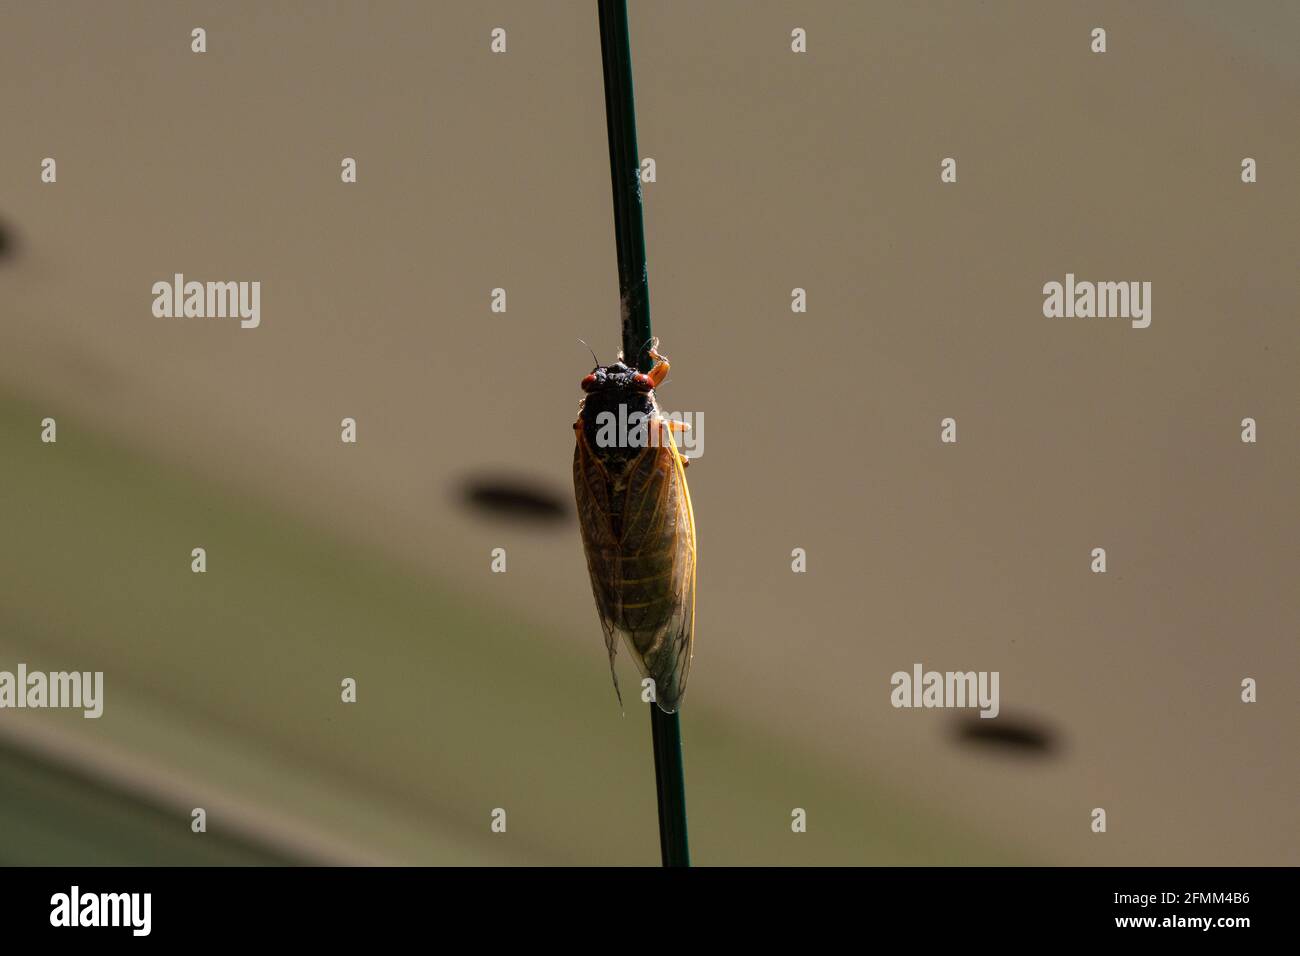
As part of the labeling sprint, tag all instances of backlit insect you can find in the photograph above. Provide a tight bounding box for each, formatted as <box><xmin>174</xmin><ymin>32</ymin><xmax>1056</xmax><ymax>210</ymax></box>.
<box><xmin>573</xmin><ymin>342</ymin><xmax>696</xmax><ymax>714</ymax></box>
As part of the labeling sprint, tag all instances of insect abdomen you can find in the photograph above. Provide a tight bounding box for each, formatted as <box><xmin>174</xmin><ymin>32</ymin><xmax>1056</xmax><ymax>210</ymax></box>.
<box><xmin>574</xmin><ymin>385</ymin><xmax>696</xmax><ymax>714</ymax></box>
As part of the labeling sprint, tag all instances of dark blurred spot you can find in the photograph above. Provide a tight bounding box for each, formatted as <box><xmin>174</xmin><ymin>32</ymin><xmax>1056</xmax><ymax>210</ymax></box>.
<box><xmin>0</xmin><ymin>219</ymin><xmax>14</xmax><ymax>260</ymax></box>
<box><xmin>955</xmin><ymin>714</ymin><xmax>1057</xmax><ymax>756</ymax></box>
<box><xmin>461</xmin><ymin>475</ymin><xmax>570</xmax><ymax>523</ymax></box>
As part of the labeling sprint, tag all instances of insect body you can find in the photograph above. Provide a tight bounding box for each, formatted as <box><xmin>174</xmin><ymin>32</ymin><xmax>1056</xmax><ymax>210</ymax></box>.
<box><xmin>573</xmin><ymin>345</ymin><xmax>696</xmax><ymax>713</ymax></box>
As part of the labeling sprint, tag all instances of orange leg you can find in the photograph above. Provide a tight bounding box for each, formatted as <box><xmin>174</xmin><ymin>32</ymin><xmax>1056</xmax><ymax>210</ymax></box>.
<box><xmin>647</xmin><ymin>343</ymin><xmax>670</xmax><ymax>387</ymax></box>
<box><xmin>659</xmin><ymin>416</ymin><xmax>692</xmax><ymax>467</ymax></box>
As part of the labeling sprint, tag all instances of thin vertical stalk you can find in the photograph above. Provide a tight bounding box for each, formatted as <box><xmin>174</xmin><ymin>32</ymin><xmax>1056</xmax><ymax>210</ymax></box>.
<box><xmin>596</xmin><ymin>0</ymin><xmax>691</xmax><ymax>868</ymax></box>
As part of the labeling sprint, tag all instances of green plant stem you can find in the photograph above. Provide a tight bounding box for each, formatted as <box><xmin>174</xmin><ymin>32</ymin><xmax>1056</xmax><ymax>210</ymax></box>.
<box><xmin>598</xmin><ymin>0</ymin><xmax>653</xmax><ymax>375</ymax></box>
<box><xmin>649</xmin><ymin>705</ymin><xmax>690</xmax><ymax>866</ymax></box>
<box><xmin>597</xmin><ymin>0</ymin><xmax>691</xmax><ymax>868</ymax></box>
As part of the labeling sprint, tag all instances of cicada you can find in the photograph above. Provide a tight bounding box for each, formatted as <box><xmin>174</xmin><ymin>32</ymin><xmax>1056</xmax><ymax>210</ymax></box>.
<box><xmin>573</xmin><ymin>343</ymin><xmax>696</xmax><ymax>714</ymax></box>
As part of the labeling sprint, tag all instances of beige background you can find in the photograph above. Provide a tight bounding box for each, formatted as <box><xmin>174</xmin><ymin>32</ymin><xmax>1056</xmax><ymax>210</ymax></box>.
<box><xmin>0</xmin><ymin>1</ymin><xmax>1296</xmax><ymax>864</ymax></box>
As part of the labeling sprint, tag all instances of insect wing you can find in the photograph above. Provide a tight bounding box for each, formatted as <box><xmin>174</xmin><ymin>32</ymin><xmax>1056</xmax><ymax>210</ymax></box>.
<box><xmin>654</xmin><ymin>420</ymin><xmax>697</xmax><ymax>711</ymax></box>
<box><xmin>573</xmin><ymin>412</ymin><xmax>697</xmax><ymax>713</ymax></box>
<box><xmin>617</xmin><ymin>418</ymin><xmax>696</xmax><ymax>712</ymax></box>
<box><xmin>573</xmin><ymin>424</ymin><xmax>625</xmax><ymax>704</ymax></box>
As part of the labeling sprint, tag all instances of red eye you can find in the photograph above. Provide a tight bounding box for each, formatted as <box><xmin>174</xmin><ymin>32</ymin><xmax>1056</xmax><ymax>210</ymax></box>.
<box><xmin>581</xmin><ymin>374</ymin><xmax>598</xmax><ymax>391</ymax></box>
<box><xmin>633</xmin><ymin>373</ymin><xmax>653</xmax><ymax>389</ymax></box>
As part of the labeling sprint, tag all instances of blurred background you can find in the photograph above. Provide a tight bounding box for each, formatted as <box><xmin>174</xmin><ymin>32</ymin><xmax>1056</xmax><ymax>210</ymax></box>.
<box><xmin>0</xmin><ymin>1</ymin><xmax>1296</xmax><ymax>865</ymax></box>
